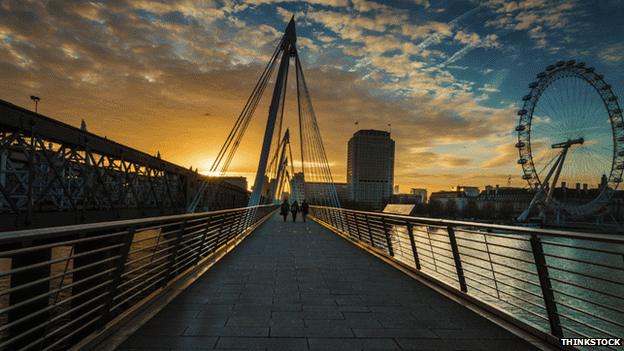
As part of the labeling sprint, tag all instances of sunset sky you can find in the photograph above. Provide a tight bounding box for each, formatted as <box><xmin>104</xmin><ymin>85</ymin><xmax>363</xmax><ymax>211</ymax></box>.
<box><xmin>1</xmin><ymin>0</ymin><xmax>623</xmax><ymax>193</ymax></box>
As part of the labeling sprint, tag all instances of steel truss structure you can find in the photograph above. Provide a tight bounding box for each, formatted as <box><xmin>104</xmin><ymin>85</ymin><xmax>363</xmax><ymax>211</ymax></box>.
<box><xmin>0</xmin><ymin>100</ymin><xmax>248</xmax><ymax>230</ymax></box>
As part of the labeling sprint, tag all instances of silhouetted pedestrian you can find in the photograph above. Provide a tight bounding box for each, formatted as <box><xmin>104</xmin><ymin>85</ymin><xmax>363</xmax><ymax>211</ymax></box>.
<box><xmin>291</xmin><ymin>200</ymin><xmax>299</xmax><ymax>222</ymax></box>
<box><xmin>301</xmin><ymin>200</ymin><xmax>309</xmax><ymax>222</ymax></box>
<box><xmin>280</xmin><ymin>199</ymin><xmax>290</xmax><ymax>222</ymax></box>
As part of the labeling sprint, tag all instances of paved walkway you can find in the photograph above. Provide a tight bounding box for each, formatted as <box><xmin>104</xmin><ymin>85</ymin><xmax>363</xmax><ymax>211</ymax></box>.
<box><xmin>119</xmin><ymin>214</ymin><xmax>537</xmax><ymax>350</ymax></box>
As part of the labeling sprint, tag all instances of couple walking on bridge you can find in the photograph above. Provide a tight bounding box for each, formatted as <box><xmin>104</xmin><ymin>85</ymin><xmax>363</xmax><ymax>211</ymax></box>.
<box><xmin>280</xmin><ymin>199</ymin><xmax>309</xmax><ymax>222</ymax></box>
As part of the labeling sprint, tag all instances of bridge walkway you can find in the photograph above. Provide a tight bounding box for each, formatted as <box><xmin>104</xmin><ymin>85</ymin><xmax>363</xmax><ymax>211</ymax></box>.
<box><xmin>119</xmin><ymin>214</ymin><xmax>537</xmax><ymax>350</ymax></box>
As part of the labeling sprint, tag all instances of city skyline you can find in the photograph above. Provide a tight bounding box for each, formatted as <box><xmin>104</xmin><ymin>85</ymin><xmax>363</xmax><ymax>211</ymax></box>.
<box><xmin>1</xmin><ymin>1</ymin><xmax>623</xmax><ymax>192</ymax></box>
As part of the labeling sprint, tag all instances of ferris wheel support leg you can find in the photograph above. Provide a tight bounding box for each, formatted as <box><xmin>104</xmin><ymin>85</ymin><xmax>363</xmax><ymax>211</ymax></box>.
<box><xmin>517</xmin><ymin>149</ymin><xmax>567</xmax><ymax>222</ymax></box>
<box><xmin>545</xmin><ymin>147</ymin><xmax>568</xmax><ymax>206</ymax></box>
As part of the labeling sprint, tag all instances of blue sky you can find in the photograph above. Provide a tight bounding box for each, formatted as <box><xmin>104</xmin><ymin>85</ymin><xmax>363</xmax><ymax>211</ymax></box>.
<box><xmin>1</xmin><ymin>0</ymin><xmax>623</xmax><ymax>191</ymax></box>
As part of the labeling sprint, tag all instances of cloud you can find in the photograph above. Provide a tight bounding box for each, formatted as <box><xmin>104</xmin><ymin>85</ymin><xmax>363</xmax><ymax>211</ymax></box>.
<box><xmin>481</xmin><ymin>143</ymin><xmax>518</xmax><ymax>168</ymax></box>
<box><xmin>485</xmin><ymin>0</ymin><xmax>579</xmax><ymax>48</ymax></box>
<box><xmin>0</xmin><ymin>0</ymin><xmax>537</xmax><ymax>193</ymax></box>
<box><xmin>478</xmin><ymin>84</ymin><xmax>500</xmax><ymax>93</ymax></box>
<box><xmin>598</xmin><ymin>43</ymin><xmax>624</xmax><ymax>64</ymax></box>
<box><xmin>442</xmin><ymin>32</ymin><xmax>501</xmax><ymax>66</ymax></box>
<box><xmin>454</xmin><ymin>31</ymin><xmax>481</xmax><ymax>46</ymax></box>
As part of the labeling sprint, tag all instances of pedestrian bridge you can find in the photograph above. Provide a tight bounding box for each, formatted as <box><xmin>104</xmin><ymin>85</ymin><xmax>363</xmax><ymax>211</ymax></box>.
<box><xmin>1</xmin><ymin>206</ymin><xmax>622</xmax><ymax>350</ymax></box>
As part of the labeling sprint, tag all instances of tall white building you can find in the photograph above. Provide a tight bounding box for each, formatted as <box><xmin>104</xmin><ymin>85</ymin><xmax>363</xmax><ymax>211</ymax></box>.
<box><xmin>347</xmin><ymin>130</ymin><xmax>395</xmax><ymax>210</ymax></box>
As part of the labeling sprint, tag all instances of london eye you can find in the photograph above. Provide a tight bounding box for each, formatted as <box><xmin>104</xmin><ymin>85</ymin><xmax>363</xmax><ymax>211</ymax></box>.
<box><xmin>515</xmin><ymin>60</ymin><xmax>624</xmax><ymax>221</ymax></box>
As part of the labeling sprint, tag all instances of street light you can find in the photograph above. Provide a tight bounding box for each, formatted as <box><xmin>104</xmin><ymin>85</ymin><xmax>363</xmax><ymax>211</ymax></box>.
<box><xmin>30</xmin><ymin>95</ymin><xmax>40</xmax><ymax>113</ymax></box>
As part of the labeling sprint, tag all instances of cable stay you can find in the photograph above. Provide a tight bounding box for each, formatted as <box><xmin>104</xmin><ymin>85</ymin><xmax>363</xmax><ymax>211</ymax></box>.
<box><xmin>191</xmin><ymin>17</ymin><xmax>340</xmax><ymax>212</ymax></box>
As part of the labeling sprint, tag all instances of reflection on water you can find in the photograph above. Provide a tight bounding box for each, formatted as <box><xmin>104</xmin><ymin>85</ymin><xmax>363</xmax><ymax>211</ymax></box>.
<box><xmin>388</xmin><ymin>223</ymin><xmax>624</xmax><ymax>347</ymax></box>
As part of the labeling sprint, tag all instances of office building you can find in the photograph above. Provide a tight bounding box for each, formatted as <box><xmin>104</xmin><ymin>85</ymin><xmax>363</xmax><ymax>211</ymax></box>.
<box><xmin>290</xmin><ymin>172</ymin><xmax>305</xmax><ymax>203</ymax></box>
<box><xmin>347</xmin><ymin>130</ymin><xmax>395</xmax><ymax>210</ymax></box>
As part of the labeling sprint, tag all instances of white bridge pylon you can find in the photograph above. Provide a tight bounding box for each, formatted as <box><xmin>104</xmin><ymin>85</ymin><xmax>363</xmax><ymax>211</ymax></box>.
<box><xmin>207</xmin><ymin>17</ymin><xmax>340</xmax><ymax>208</ymax></box>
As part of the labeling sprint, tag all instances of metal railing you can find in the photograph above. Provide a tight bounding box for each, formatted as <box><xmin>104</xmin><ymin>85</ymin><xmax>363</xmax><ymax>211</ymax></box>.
<box><xmin>0</xmin><ymin>204</ymin><xmax>276</xmax><ymax>350</ymax></box>
<box><xmin>311</xmin><ymin>206</ymin><xmax>624</xmax><ymax>349</ymax></box>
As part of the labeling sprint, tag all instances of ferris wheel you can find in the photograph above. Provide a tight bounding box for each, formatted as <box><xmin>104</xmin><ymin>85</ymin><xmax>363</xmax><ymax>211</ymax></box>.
<box><xmin>516</xmin><ymin>60</ymin><xmax>624</xmax><ymax>221</ymax></box>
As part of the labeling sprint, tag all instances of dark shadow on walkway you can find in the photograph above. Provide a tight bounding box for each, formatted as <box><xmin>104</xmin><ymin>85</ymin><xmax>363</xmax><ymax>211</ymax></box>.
<box><xmin>119</xmin><ymin>213</ymin><xmax>537</xmax><ymax>350</ymax></box>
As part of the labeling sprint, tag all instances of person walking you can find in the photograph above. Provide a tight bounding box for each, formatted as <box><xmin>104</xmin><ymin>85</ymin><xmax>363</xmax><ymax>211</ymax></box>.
<box><xmin>280</xmin><ymin>199</ymin><xmax>290</xmax><ymax>222</ymax></box>
<box><xmin>290</xmin><ymin>200</ymin><xmax>300</xmax><ymax>222</ymax></box>
<box><xmin>301</xmin><ymin>200</ymin><xmax>309</xmax><ymax>222</ymax></box>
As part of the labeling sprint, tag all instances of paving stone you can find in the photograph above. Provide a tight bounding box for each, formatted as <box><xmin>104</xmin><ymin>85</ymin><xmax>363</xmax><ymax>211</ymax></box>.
<box><xmin>305</xmin><ymin>318</ymin><xmax>382</xmax><ymax>329</ymax></box>
<box><xmin>225</xmin><ymin>316</ymin><xmax>271</xmax><ymax>327</ymax></box>
<box><xmin>122</xmin><ymin>336</ymin><xmax>217</xmax><ymax>349</ymax></box>
<box><xmin>308</xmin><ymin>337</ymin><xmax>399</xmax><ymax>350</ymax></box>
<box><xmin>270</xmin><ymin>325</ymin><xmax>354</xmax><ymax>337</ymax></box>
<box><xmin>184</xmin><ymin>326</ymin><xmax>268</xmax><ymax>337</ymax></box>
<box><xmin>353</xmin><ymin>328</ymin><xmax>438</xmax><ymax>338</ymax></box>
<box><xmin>396</xmin><ymin>337</ymin><xmax>519</xmax><ymax>351</ymax></box>
<box><xmin>215</xmin><ymin>337</ymin><xmax>307</xmax><ymax>350</ymax></box>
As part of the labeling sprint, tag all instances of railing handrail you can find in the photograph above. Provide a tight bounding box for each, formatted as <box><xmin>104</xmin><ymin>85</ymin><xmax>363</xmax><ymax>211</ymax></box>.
<box><xmin>310</xmin><ymin>206</ymin><xmax>624</xmax><ymax>347</ymax></box>
<box><xmin>310</xmin><ymin>205</ymin><xmax>624</xmax><ymax>243</ymax></box>
<box><xmin>0</xmin><ymin>204</ymin><xmax>277</xmax><ymax>350</ymax></box>
<box><xmin>0</xmin><ymin>204</ymin><xmax>276</xmax><ymax>242</ymax></box>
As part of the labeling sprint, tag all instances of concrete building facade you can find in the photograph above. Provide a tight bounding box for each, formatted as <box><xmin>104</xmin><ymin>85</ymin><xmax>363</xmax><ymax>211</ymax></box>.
<box><xmin>347</xmin><ymin>130</ymin><xmax>395</xmax><ymax>210</ymax></box>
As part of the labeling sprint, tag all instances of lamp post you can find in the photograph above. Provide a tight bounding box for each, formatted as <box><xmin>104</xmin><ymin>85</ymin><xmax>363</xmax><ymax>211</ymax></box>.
<box><xmin>30</xmin><ymin>95</ymin><xmax>40</xmax><ymax>113</ymax></box>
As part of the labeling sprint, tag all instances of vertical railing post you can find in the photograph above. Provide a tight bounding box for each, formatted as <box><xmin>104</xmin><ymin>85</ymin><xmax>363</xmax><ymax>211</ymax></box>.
<box><xmin>338</xmin><ymin>210</ymin><xmax>345</xmax><ymax>233</ymax></box>
<box><xmin>102</xmin><ymin>226</ymin><xmax>135</xmax><ymax>323</ymax></box>
<box><xmin>215</xmin><ymin>214</ymin><xmax>225</xmax><ymax>248</ymax></box>
<box><xmin>447</xmin><ymin>226</ymin><xmax>467</xmax><ymax>292</ymax></box>
<box><xmin>381</xmin><ymin>216</ymin><xmax>394</xmax><ymax>256</ymax></box>
<box><xmin>352</xmin><ymin>212</ymin><xmax>361</xmax><ymax>241</ymax></box>
<box><xmin>195</xmin><ymin>217</ymin><xmax>211</xmax><ymax>265</ymax></box>
<box><xmin>406</xmin><ymin>222</ymin><xmax>421</xmax><ymax>270</ymax></box>
<box><xmin>365</xmin><ymin>214</ymin><xmax>375</xmax><ymax>247</ymax></box>
<box><xmin>530</xmin><ymin>234</ymin><xmax>563</xmax><ymax>338</ymax></box>
<box><xmin>329</xmin><ymin>208</ymin><xmax>337</xmax><ymax>229</ymax></box>
<box><xmin>165</xmin><ymin>220</ymin><xmax>186</xmax><ymax>282</ymax></box>
<box><xmin>225</xmin><ymin>212</ymin><xmax>235</xmax><ymax>240</ymax></box>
